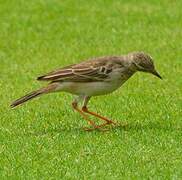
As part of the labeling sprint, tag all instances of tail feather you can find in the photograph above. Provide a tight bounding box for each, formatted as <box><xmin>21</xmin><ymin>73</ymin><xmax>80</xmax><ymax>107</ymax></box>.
<box><xmin>10</xmin><ymin>83</ymin><xmax>59</xmax><ymax>108</ymax></box>
<box><xmin>10</xmin><ymin>89</ymin><xmax>43</xmax><ymax>108</ymax></box>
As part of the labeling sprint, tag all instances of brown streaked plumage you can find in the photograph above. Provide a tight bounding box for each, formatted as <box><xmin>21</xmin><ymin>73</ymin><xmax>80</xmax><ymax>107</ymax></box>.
<box><xmin>11</xmin><ymin>52</ymin><xmax>162</xmax><ymax>131</ymax></box>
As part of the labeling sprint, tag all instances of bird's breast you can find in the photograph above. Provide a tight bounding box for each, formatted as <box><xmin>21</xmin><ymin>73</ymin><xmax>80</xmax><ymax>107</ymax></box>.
<box><xmin>108</xmin><ymin>67</ymin><xmax>134</xmax><ymax>82</ymax></box>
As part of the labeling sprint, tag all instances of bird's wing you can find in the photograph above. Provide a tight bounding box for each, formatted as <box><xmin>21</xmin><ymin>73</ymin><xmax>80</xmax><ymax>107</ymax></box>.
<box><xmin>37</xmin><ymin>59</ymin><xmax>115</xmax><ymax>82</ymax></box>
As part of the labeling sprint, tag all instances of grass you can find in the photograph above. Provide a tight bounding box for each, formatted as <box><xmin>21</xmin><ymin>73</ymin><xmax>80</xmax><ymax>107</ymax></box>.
<box><xmin>0</xmin><ymin>0</ymin><xmax>182</xmax><ymax>179</ymax></box>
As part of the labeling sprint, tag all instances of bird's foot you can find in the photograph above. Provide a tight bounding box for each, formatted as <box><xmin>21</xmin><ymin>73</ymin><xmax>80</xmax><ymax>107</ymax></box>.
<box><xmin>96</xmin><ymin>120</ymin><xmax>128</xmax><ymax>129</ymax></box>
<box><xmin>80</xmin><ymin>116</ymin><xmax>108</xmax><ymax>131</ymax></box>
<box><xmin>106</xmin><ymin>120</ymin><xmax>117</xmax><ymax>126</ymax></box>
<box><xmin>117</xmin><ymin>122</ymin><xmax>128</xmax><ymax>127</ymax></box>
<box><xmin>82</xmin><ymin>120</ymin><xmax>127</xmax><ymax>132</ymax></box>
<box><xmin>83</xmin><ymin>126</ymin><xmax>108</xmax><ymax>132</ymax></box>
<box><xmin>96</xmin><ymin>119</ymin><xmax>117</xmax><ymax>127</ymax></box>
<box><xmin>82</xmin><ymin>121</ymin><xmax>115</xmax><ymax>132</ymax></box>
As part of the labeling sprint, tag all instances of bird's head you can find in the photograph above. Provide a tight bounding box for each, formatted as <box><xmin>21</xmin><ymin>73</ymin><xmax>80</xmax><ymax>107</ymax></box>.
<box><xmin>130</xmin><ymin>52</ymin><xmax>162</xmax><ymax>79</ymax></box>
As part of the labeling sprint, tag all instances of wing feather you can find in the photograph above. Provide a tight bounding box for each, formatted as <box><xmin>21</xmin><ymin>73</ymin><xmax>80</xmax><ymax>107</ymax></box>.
<box><xmin>37</xmin><ymin>57</ymin><xmax>116</xmax><ymax>82</ymax></box>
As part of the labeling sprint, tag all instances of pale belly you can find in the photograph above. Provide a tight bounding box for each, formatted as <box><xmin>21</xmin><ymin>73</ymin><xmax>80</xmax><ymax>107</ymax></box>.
<box><xmin>56</xmin><ymin>80</ymin><xmax>127</xmax><ymax>96</ymax></box>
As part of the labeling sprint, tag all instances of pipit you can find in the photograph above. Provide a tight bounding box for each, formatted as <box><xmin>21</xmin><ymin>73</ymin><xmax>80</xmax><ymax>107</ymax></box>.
<box><xmin>11</xmin><ymin>52</ymin><xmax>162</xmax><ymax>131</ymax></box>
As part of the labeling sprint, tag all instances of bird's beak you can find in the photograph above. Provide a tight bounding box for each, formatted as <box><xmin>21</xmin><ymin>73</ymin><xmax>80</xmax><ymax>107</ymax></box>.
<box><xmin>151</xmin><ymin>70</ymin><xmax>162</xmax><ymax>79</ymax></box>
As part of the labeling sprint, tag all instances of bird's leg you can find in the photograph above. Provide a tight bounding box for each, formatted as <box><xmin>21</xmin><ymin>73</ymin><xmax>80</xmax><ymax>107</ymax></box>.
<box><xmin>72</xmin><ymin>96</ymin><xmax>110</xmax><ymax>131</ymax></box>
<box><xmin>82</xmin><ymin>97</ymin><xmax>117</xmax><ymax>127</ymax></box>
<box><xmin>72</xmin><ymin>101</ymin><xmax>106</xmax><ymax>131</ymax></box>
<box><xmin>72</xmin><ymin>101</ymin><xmax>96</xmax><ymax>128</ymax></box>
<box><xmin>82</xmin><ymin>106</ymin><xmax>116</xmax><ymax>127</ymax></box>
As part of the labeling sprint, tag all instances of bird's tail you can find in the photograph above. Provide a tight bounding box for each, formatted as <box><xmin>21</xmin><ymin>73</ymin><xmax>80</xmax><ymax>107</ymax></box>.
<box><xmin>10</xmin><ymin>83</ymin><xmax>59</xmax><ymax>108</ymax></box>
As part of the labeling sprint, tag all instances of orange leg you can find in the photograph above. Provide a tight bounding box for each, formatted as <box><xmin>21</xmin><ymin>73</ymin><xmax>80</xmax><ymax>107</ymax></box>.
<box><xmin>72</xmin><ymin>102</ymin><xmax>105</xmax><ymax>131</ymax></box>
<box><xmin>82</xmin><ymin>106</ymin><xmax>117</xmax><ymax>126</ymax></box>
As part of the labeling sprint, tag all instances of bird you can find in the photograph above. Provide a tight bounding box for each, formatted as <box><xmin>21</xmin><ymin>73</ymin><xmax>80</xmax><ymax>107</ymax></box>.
<box><xmin>11</xmin><ymin>51</ymin><xmax>162</xmax><ymax>131</ymax></box>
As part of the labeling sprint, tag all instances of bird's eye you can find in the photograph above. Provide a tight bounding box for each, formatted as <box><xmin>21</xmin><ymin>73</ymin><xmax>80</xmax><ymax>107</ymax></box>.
<box><xmin>101</xmin><ymin>67</ymin><xmax>106</xmax><ymax>73</ymax></box>
<box><xmin>106</xmin><ymin>69</ymin><xmax>112</xmax><ymax>74</ymax></box>
<box><xmin>139</xmin><ymin>61</ymin><xmax>149</xmax><ymax>69</ymax></box>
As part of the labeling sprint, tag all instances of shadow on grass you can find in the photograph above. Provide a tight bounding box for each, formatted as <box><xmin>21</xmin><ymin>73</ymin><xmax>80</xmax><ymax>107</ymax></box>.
<box><xmin>23</xmin><ymin>123</ymin><xmax>126</xmax><ymax>136</ymax></box>
<box><xmin>23</xmin><ymin>120</ymin><xmax>179</xmax><ymax>137</ymax></box>
<box><xmin>113</xmin><ymin>120</ymin><xmax>179</xmax><ymax>132</ymax></box>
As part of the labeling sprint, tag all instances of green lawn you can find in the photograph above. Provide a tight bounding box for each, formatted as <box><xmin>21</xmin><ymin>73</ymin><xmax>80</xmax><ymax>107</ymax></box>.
<box><xmin>1</xmin><ymin>0</ymin><xmax>182</xmax><ymax>179</ymax></box>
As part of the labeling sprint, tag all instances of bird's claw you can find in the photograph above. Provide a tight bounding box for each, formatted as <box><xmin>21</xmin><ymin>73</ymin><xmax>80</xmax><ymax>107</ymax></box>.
<box><xmin>82</xmin><ymin>126</ymin><xmax>108</xmax><ymax>132</ymax></box>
